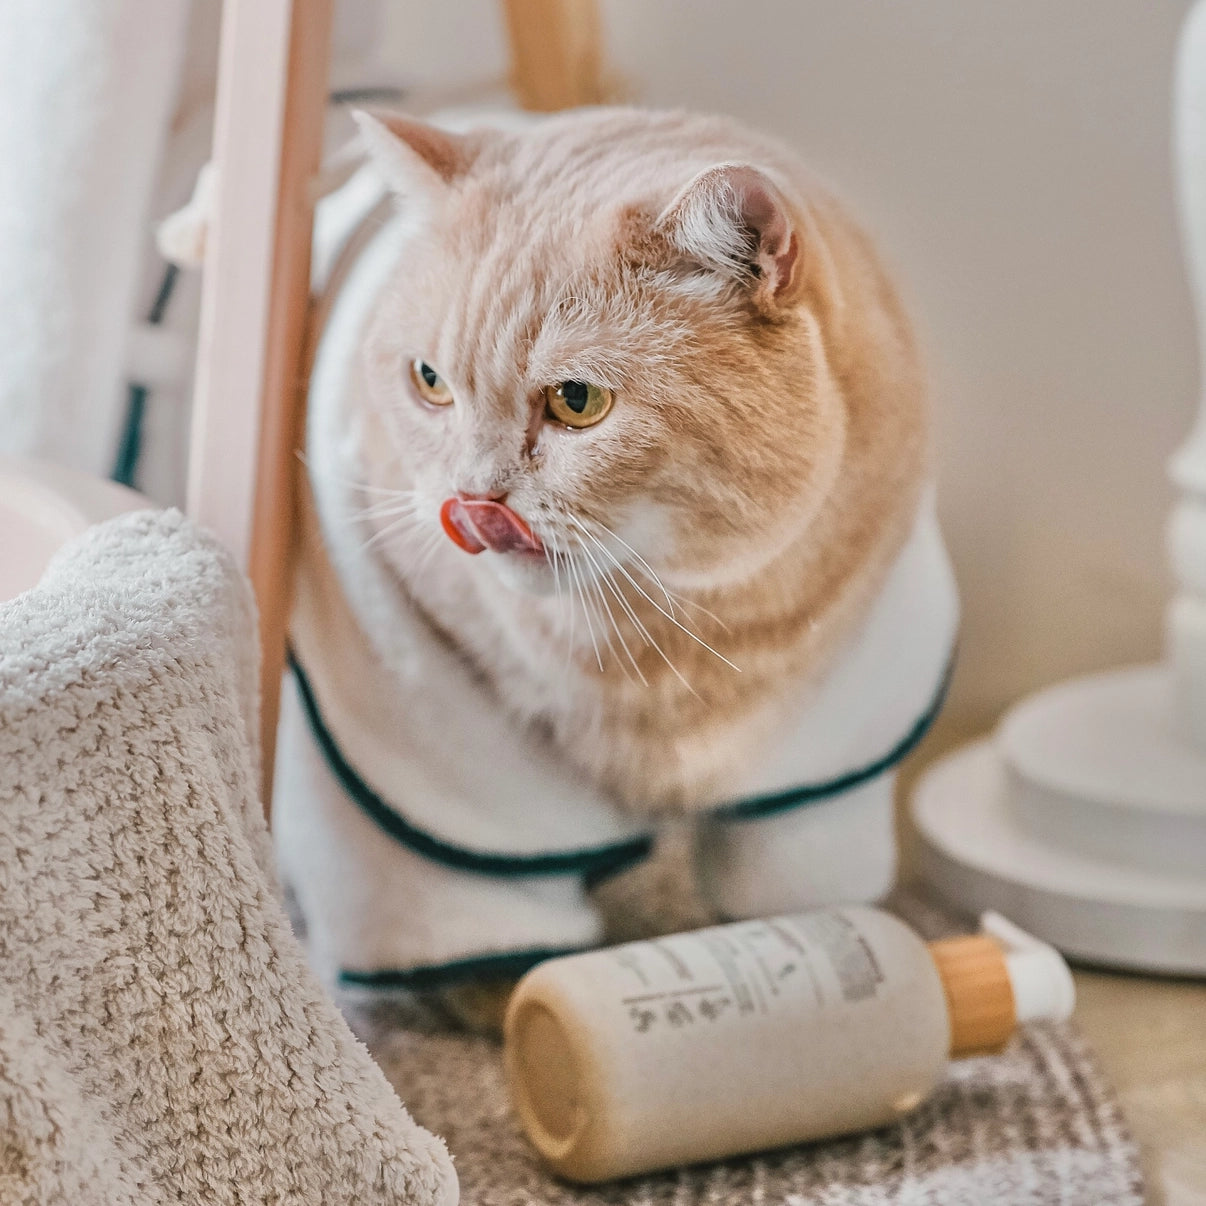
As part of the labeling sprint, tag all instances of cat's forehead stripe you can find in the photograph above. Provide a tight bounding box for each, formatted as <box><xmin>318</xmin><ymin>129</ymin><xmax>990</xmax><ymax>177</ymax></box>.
<box><xmin>436</xmin><ymin>225</ymin><xmax>550</xmax><ymax>406</ymax></box>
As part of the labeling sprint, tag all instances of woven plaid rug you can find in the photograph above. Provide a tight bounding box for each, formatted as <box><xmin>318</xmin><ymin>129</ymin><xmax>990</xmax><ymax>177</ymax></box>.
<box><xmin>336</xmin><ymin>841</ymin><xmax>1146</xmax><ymax>1206</ymax></box>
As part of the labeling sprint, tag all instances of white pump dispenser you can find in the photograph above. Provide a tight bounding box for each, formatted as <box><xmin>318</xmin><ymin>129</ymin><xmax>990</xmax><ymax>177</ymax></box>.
<box><xmin>982</xmin><ymin>911</ymin><xmax>1076</xmax><ymax>1025</ymax></box>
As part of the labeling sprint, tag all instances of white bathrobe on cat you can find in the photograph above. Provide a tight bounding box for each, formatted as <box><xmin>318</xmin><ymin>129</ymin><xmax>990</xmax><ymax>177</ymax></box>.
<box><xmin>274</xmin><ymin>158</ymin><xmax>959</xmax><ymax>994</ymax></box>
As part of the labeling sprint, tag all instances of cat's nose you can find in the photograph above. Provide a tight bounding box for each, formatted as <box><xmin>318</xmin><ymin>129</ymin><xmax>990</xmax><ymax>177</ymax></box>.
<box><xmin>456</xmin><ymin>489</ymin><xmax>508</xmax><ymax>503</ymax></box>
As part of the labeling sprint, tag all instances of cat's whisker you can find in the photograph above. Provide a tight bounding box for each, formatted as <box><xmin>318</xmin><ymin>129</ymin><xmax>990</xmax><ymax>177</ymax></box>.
<box><xmin>348</xmin><ymin>501</ymin><xmax>426</xmax><ymax>530</ymax></box>
<box><xmin>342</xmin><ymin>489</ymin><xmax>428</xmax><ymax>544</ymax></box>
<box><xmin>351</xmin><ymin>492</ymin><xmax>424</xmax><ymax>518</ymax></box>
<box><xmin>594</xmin><ymin>585</ymin><xmax>641</xmax><ymax>685</ymax></box>
<box><xmin>578</xmin><ymin>564</ymin><xmax>617</xmax><ymax>675</ymax></box>
<box><xmin>583</xmin><ymin>516</ymin><xmax>731</xmax><ymax>633</ymax></box>
<box><xmin>358</xmin><ymin>508</ymin><xmax>430</xmax><ymax>553</ymax></box>
<box><xmin>565</xmin><ymin>545</ymin><xmax>603</xmax><ymax>672</ymax></box>
<box><xmin>560</xmin><ymin>547</ymin><xmax>577</xmax><ymax>669</ymax></box>
<box><xmin>544</xmin><ymin>541</ymin><xmax>570</xmax><ymax>658</ymax></box>
<box><xmin>573</xmin><ymin>527</ymin><xmax>693</xmax><ymax>688</ymax></box>
<box><xmin>576</xmin><ymin>567</ymin><xmax>607</xmax><ymax>676</ymax></box>
<box><xmin>593</xmin><ymin>521</ymin><xmax>725</xmax><ymax>632</ymax></box>
<box><xmin>575</xmin><ymin>540</ymin><xmax>645</xmax><ymax>640</ymax></box>
<box><xmin>603</xmin><ymin>566</ymin><xmax>697</xmax><ymax>698</ymax></box>
<box><xmin>570</xmin><ymin>518</ymin><xmax>741</xmax><ymax>674</ymax></box>
<box><xmin>577</xmin><ymin>540</ymin><xmax>690</xmax><ymax>694</ymax></box>
<box><xmin>544</xmin><ymin>533</ymin><xmax>577</xmax><ymax>668</ymax></box>
<box><xmin>657</xmin><ymin>590</ymin><xmax>730</xmax><ymax>633</ymax></box>
<box><xmin>548</xmin><ymin>542</ymin><xmax>564</xmax><ymax>607</ymax></box>
<box><xmin>344</xmin><ymin>489</ymin><xmax>424</xmax><ymax>518</ymax></box>
<box><xmin>298</xmin><ymin>454</ymin><xmax>415</xmax><ymax>499</ymax></box>
<box><xmin>547</xmin><ymin>544</ymin><xmax>580</xmax><ymax>682</ymax></box>
<box><xmin>557</xmin><ymin>537</ymin><xmax>584</xmax><ymax>648</ymax></box>
<box><xmin>408</xmin><ymin>531</ymin><xmax>447</xmax><ymax>581</ymax></box>
<box><xmin>579</xmin><ymin>550</ymin><xmax>645</xmax><ymax>686</ymax></box>
<box><xmin>580</xmin><ymin>571</ymin><xmax>621</xmax><ymax>674</ymax></box>
<box><xmin>579</xmin><ymin>517</ymin><xmax>677</xmax><ymax>617</ymax></box>
<box><xmin>548</xmin><ymin>516</ymin><xmax>594</xmax><ymax>671</ymax></box>
<box><xmin>349</xmin><ymin>481</ymin><xmax>419</xmax><ymax>498</ymax></box>
<box><xmin>571</xmin><ymin>540</ymin><xmax>635</xmax><ymax>680</ymax></box>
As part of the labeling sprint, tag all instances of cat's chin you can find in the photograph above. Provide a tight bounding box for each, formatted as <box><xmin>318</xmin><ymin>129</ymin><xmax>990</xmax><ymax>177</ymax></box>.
<box><xmin>480</xmin><ymin>549</ymin><xmax>559</xmax><ymax>596</ymax></box>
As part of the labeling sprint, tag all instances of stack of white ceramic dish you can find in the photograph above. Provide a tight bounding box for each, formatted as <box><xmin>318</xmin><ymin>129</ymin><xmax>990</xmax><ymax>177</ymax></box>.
<box><xmin>915</xmin><ymin>0</ymin><xmax>1206</xmax><ymax>978</ymax></box>
<box><xmin>912</xmin><ymin>665</ymin><xmax>1206</xmax><ymax>975</ymax></box>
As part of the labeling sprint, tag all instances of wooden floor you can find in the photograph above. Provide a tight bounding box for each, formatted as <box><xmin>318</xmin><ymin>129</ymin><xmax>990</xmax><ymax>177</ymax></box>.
<box><xmin>1074</xmin><ymin>969</ymin><xmax>1206</xmax><ymax>1205</ymax></box>
<box><xmin>900</xmin><ymin>717</ymin><xmax>1206</xmax><ymax>1206</ymax></box>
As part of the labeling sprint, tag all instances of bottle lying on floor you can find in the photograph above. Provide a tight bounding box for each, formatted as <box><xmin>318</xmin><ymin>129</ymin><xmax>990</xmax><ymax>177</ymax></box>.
<box><xmin>504</xmin><ymin>905</ymin><xmax>1074</xmax><ymax>1183</ymax></box>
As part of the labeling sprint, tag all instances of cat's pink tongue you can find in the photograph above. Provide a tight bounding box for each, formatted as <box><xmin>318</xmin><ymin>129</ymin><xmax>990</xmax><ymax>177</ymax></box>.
<box><xmin>440</xmin><ymin>497</ymin><xmax>544</xmax><ymax>556</ymax></box>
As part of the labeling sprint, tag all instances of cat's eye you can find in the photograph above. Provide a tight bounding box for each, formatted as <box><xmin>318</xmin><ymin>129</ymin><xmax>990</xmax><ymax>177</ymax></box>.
<box><xmin>544</xmin><ymin>380</ymin><xmax>613</xmax><ymax>429</ymax></box>
<box><xmin>409</xmin><ymin>358</ymin><xmax>453</xmax><ymax>406</ymax></box>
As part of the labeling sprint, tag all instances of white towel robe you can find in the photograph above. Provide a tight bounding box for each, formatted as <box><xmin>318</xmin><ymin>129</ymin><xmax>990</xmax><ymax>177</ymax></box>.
<box><xmin>273</xmin><ymin>166</ymin><xmax>959</xmax><ymax>989</ymax></box>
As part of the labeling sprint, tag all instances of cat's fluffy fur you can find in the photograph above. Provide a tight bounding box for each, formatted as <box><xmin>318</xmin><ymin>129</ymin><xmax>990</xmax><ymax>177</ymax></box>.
<box><xmin>341</xmin><ymin>106</ymin><xmax>925</xmax><ymax>815</ymax></box>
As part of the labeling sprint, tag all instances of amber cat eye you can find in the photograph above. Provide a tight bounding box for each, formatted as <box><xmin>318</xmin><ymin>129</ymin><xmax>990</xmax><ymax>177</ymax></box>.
<box><xmin>544</xmin><ymin>380</ymin><xmax>613</xmax><ymax>428</ymax></box>
<box><xmin>409</xmin><ymin>358</ymin><xmax>453</xmax><ymax>406</ymax></box>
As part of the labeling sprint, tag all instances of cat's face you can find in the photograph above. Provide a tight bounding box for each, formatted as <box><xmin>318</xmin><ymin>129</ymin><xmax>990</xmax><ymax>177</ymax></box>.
<box><xmin>357</xmin><ymin>109</ymin><xmax>847</xmax><ymax>599</ymax></box>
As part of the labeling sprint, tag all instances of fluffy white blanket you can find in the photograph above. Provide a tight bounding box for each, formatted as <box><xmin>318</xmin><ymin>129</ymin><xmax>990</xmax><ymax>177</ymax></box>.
<box><xmin>0</xmin><ymin>509</ymin><xmax>456</xmax><ymax>1205</ymax></box>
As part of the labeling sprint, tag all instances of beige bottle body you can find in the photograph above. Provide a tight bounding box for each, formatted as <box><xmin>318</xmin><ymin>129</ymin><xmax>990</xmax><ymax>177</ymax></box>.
<box><xmin>505</xmin><ymin>905</ymin><xmax>953</xmax><ymax>1183</ymax></box>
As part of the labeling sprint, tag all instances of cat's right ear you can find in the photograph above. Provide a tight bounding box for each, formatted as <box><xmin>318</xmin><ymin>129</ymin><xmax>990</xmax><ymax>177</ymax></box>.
<box><xmin>352</xmin><ymin>110</ymin><xmax>473</xmax><ymax>205</ymax></box>
<box><xmin>654</xmin><ymin>163</ymin><xmax>824</xmax><ymax>319</ymax></box>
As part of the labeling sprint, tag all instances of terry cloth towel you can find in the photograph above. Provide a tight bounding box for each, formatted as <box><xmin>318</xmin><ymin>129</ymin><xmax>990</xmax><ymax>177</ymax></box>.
<box><xmin>0</xmin><ymin>509</ymin><xmax>457</xmax><ymax>1206</ymax></box>
<box><xmin>341</xmin><ymin>877</ymin><xmax>1147</xmax><ymax>1206</ymax></box>
<box><xmin>275</xmin><ymin>155</ymin><xmax>960</xmax><ymax>991</ymax></box>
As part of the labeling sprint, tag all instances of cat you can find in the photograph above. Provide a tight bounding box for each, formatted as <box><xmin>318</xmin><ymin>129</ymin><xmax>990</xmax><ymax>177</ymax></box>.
<box><xmin>273</xmin><ymin>106</ymin><xmax>958</xmax><ymax>1022</ymax></box>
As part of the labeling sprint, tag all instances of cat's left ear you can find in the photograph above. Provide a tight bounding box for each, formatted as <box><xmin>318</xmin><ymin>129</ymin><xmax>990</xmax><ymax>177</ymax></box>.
<box><xmin>656</xmin><ymin>164</ymin><xmax>804</xmax><ymax>316</ymax></box>
<box><xmin>352</xmin><ymin>110</ymin><xmax>475</xmax><ymax>205</ymax></box>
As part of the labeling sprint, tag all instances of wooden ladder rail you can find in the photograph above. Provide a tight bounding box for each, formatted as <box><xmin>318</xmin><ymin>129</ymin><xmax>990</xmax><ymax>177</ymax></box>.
<box><xmin>188</xmin><ymin>0</ymin><xmax>605</xmax><ymax>815</ymax></box>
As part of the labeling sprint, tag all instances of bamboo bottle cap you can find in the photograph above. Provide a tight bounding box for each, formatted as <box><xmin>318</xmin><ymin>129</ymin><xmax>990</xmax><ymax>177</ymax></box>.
<box><xmin>927</xmin><ymin>934</ymin><xmax>1016</xmax><ymax>1056</ymax></box>
<box><xmin>928</xmin><ymin>913</ymin><xmax>1076</xmax><ymax>1057</ymax></box>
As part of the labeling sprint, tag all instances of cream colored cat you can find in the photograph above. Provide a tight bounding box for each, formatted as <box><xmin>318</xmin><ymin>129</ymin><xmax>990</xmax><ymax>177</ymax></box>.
<box><xmin>274</xmin><ymin>107</ymin><xmax>958</xmax><ymax>1008</ymax></box>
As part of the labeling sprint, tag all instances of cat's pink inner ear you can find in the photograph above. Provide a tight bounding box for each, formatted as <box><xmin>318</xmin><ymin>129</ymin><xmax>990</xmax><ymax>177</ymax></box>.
<box><xmin>374</xmin><ymin>114</ymin><xmax>471</xmax><ymax>181</ymax></box>
<box><xmin>659</xmin><ymin>164</ymin><xmax>802</xmax><ymax>310</ymax></box>
<box><xmin>353</xmin><ymin>110</ymin><xmax>475</xmax><ymax>195</ymax></box>
<box><xmin>731</xmin><ymin>167</ymin><xmax>800</xmax><ymax>300</ymax></box>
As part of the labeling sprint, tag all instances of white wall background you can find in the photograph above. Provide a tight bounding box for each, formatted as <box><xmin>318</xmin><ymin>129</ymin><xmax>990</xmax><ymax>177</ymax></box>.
<box><xmin>382</xmin><ymin>0</ymin><xmax>1200</xmax><ymax>732</ymax></box>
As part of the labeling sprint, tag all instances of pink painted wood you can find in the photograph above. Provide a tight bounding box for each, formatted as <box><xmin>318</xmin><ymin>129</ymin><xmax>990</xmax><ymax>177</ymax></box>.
<box><xmin>188</xmin><ymin>0</ymin><xmax>333</xmax><ymax>813</ymax></box>
<box><xmin>187</xmin><ymin>0</ymin><xmax>602</xmax><ymax>817</ymax></box>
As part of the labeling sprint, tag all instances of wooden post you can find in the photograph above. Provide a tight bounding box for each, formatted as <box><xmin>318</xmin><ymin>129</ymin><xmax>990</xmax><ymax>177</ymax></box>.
<box><xmin>912</xmin><ymin>1</ymin><xmax>1206</xmax><ymax>978</ymax></box>
<box><xmin>502</xmin><ymin>0</ymin><xmax>606</xmax><ymax>111</ymax></box>
<box><xmin>188</xmin><ymin>0</ymin><xmax>333</xmax><ymax>815</ymax></box>
<box><xmin>1169</xmin><ymin>0</ymin><xmax>1206</xmax><ymax>751</ymax></box>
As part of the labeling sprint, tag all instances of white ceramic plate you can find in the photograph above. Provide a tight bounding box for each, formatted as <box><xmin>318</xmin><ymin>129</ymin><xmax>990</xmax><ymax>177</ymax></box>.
<box><xmin>912</xmin><ymin>741</ymin><xmax>1206</xmax><ymax>976</ymax></box>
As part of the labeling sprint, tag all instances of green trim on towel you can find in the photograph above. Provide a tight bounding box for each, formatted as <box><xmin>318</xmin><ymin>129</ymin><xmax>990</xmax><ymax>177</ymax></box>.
<box><xmin>339</xmin><ymin>945</ymin><xmax>581</xmax><ymax>991</ymax></box>
<box><xmin>711</xmin><ymin>647</ymin><xmax>957</xmax><ymax>821</ymax></box>
<box><xmin>289</xmin><ymin>644</ymin><xmax>956</xmax><ymax>873</ymax></box>
<box><xmin>289</xmin><ymin>652</ymin><xmax>655</xmax><ymax>879</ymax></box>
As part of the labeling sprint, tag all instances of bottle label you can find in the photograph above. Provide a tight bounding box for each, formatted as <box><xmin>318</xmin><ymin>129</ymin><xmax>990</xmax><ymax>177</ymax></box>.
<box><xmin>795</xmin><ymin>911</ymin><xmax>884</xmax><ymax>1003</ymax></box>
<box><xmin>606</xmin><ymin>910</ymin><xmax>886</xmax><ymax>1036</ymax></box>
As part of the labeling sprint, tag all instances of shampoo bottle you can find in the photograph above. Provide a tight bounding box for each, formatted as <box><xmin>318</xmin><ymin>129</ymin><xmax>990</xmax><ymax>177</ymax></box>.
<box><xmin>504</xmin><ymin>905</ymin><xmax>1074</xmax><ymax>1183</ymax></box>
